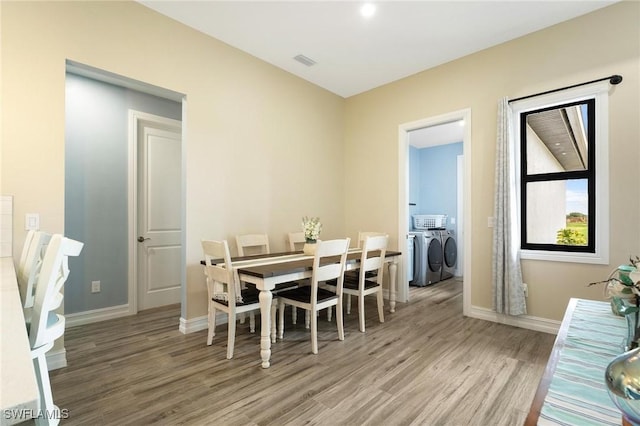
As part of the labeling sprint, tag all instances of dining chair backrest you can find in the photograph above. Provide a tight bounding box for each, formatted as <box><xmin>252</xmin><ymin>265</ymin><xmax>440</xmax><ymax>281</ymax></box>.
<box><xmin>202</xmin><ymin>239</ymin><xmax>238</xmax><ymax>304</ymax></box>
<box><xmin>310</xmin><ymin>238</ymin><xmax>350</xmax><ymax>304</ymax></box>
<box><xmin>29</xmin><ymin>234</ymin><xmax>83</xmax><ymax>350</ymax></box>
<box><xmin>19</xmin><ymin>231</ymin><xmax>52</xmax><ymax>309</ymax></box>
<box><xmin>236</xmin><ymin>233</ymin><xmax>270</xmax><ymax>257</ymax></box>
<box><xmin>287</xmin><ymin>231</ymin><xmax>305</xmax><ymax>251</ymax></box>
<box><xmin>357</xmin><ymin>231</ymin><xmax>386</xmax><ymax>248</ymax></box>
<box><xmin>17</xmin><ymin>230</ymin><xmax>36</xmax><ymax>277</ymax></box>
<box><xmin>360</xmin><ymin>235</ymin><xmax>389</xmax><ymax>284</ymax></box>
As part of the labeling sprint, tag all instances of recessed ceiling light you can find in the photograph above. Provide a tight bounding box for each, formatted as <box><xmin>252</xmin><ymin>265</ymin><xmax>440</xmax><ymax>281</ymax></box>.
<box><xmin>360</xmin><ymin>3</ymin><xmax>376</xmax><ymax>18</ymax></box>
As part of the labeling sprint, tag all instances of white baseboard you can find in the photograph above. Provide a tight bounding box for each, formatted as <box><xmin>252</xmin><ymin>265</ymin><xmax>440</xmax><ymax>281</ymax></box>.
<box><xmin>178</xmin><ymin>303</ymin><xmax>560</xmax><ymax>337</ymax></box>
<box><xmin>46</xmin><ymin>348</ymin><xmax>67</xmax><ymax>371</ymax></box>
<box><xmin>467</xmin><ymin>305</ymin><xmax>560</xmax><ymax>335</ymax></box>
<box><xmin>65</xmin><ymin>304</ymin><xmax>132</xmax><ymax>328</ymax></box>
<box><xmin>179</xmin><ymin>313</ymin><xmax>233</xmax><ymax>334</ymax></box>
<box><xmin>179</xmin><ymin>315</ymin><xmax>207</xmax><ymax>334</ymax></box>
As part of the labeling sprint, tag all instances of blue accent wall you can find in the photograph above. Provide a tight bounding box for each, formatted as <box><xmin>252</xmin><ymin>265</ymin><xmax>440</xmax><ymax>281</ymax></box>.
<box><xmin>408</xmin><ymin>145</ymin><xmax>421</xmax><ymax>226</ymax></box>
<box><xmin>409</xmin><ymin>142</ymin><xmax>463</xmax><ymax>229</ymax></box>
<box><xmin>65</xmin><ymin>73</ymin><xmax>181</xmax><ymax>314</ymax></box>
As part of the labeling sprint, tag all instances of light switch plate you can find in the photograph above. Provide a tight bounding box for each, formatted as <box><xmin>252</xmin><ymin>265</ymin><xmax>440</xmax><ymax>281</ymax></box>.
<box><xmin>25</xmin><ymin>213</ymin><xmax>39</xmax><ymax>231</ymax></box>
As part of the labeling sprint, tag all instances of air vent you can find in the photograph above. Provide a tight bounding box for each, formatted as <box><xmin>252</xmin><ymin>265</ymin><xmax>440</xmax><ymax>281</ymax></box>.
<box><xmin>293</xmin><ymin>54</ymin><xmax>316</xmax><ymax>67</ymax></box>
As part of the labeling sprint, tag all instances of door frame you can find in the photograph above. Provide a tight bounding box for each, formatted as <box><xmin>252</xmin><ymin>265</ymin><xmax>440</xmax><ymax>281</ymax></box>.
<box><xmin>128</xmin><ymin>109</ymin><xmax>184</xmax><ymax>315</ymax></box>
<box><xmin>397</xmin><ymin>108</ymin><xmax>472</xmax><ymax>315</ymax></box>
<box><xmin>457</xmin><ymin>154</ymin><xmax>464</xmax><ymax>277</ymax></box>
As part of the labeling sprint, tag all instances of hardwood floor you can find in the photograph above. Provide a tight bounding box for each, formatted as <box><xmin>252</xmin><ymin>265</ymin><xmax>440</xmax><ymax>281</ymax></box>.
<box><xmin>50</xmin><ymin>278</ymin><xmax>555</xmax><ymax>425</ymax></box>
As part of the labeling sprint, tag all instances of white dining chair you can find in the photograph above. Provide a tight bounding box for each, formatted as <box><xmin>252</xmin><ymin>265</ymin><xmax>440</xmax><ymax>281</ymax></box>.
<box><xmin>276</xmin><ymin>238</ymin><xmax>350</xmax><ymax>354</ymax></box>
<box><xmin>202</xmin><ymin>239</ymin><xmax>262</xmax><ymax>359</ymax></box>
<box><xmin>17</xmin><ymin>229</ymin><xmax>36</xmax><ymax>278</ymax></box>
<box><xmin>236</xmin><ymin>232</ymin><xmax>298</xmax><ymax>334</ymax></box>
<box><xmin>327</xmin><ymin>235</ymin><xmax>388</xmax><ymax>332</ymax></box>
<box><xmin>19</xmin><ymin>231</ymin><xmax>52</xmax><ymax>313</ymax></box>
<box><xmin>343</xmin><ymin>231</ymin><xmax>387</xmax><ymax>312</ymax></box>
<box><xmin>29</xmin><ymin>234</ymin><xmax>83</xmax><ymax>426</ymax></box>
<box><xmin>235</xmin><ymin>234</ymin><xmax>271</xmax><ymax>326</ymax></box>
<box><xmin>236</xmin><ymin>233</ymin><xmax>270</xmax><ymax>257</ymax></box>
<box><xmin>356</xmin><ymin>231</ymin><xmax>386</xmax><ymax>248</ymax></box>
<box><xmin>287</xmin><ymin>231</ymin><xmax>306</xmax><ymax>252</ymax></box>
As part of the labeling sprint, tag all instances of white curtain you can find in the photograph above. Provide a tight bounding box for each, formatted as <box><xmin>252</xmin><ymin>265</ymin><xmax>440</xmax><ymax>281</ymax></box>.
<box><xmin>492</xmin><ymin>97</ymin><xmax>527</xmax><ymax>316</ymax></box>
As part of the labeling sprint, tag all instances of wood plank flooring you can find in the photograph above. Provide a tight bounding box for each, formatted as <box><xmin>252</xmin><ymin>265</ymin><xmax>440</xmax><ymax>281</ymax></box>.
<box><xmin>50</xmin><ymin>278</ymin><xmax>555</xmax><ymax>425</ymax></box>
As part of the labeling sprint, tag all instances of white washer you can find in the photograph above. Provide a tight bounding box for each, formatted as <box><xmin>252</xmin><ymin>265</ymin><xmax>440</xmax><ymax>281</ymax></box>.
<box><xmin>440</xmin><ymin>229</ymin><xmax>457</xmax><ymax>280</ymax></box>
<box><xmin>409</xmin><ymin>230</ymin><xmax>442</xmax><ymax>286</ymax></box>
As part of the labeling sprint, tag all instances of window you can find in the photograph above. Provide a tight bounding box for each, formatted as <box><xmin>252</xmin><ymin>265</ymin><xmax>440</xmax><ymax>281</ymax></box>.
<box><xmin>511</xmin><ymin>82</ymin><xmax>610</xmax><ymax>264</ymax></box>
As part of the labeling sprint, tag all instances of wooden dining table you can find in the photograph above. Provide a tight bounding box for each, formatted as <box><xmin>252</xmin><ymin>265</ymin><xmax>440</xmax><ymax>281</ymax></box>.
<box><xmin>205</xmin><ymin>248</ymin><xmax>401</xmax><ymax>368</ymax></box>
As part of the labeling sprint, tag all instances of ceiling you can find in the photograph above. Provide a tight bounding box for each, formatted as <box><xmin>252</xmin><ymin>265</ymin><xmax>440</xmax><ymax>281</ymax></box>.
<box><xmin>527</xmin><ymin>105</ymin><xmax>588</xmax><ymax>171</ymax></box>
<box><xmin>137</xmin><ymin>0</ymin><xmax>616</xmax><ymax>146</ymax></box>
<box><xmin>408</xmin><ymin>120</ymin><xmax>464</xmax><ymax>149</ymax></box>
<box><xmin>139</xmin><ymin>0</ymin><xmax>615</xmax><ymax>99</ymax></box>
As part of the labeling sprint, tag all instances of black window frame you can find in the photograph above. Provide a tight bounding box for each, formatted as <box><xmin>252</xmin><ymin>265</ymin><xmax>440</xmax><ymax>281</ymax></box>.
<box><xmin>520</xmin><ymin>98</ymin><xmax>596</xmax><ymax>253</ymax></box>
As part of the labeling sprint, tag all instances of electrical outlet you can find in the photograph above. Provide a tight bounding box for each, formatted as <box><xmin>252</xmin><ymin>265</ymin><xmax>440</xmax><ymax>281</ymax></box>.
<box><xmin>25</xmin><ymin>213</ymin><xmax>39</xmax><ymax>231</ymax></box>
<box><xmin>91</xmin><ymin>280</ymin><xmax>101</xmax><ymax>293</ymax></box>
<box><xmin>488</xmin><ymin>216</ymin><xmax>495</xmax><ymax>228</ymax></box>
<box><xmin>523</xmin><ymin>283</ymin><xmax>529</xmax><ymax>298</ymax></box>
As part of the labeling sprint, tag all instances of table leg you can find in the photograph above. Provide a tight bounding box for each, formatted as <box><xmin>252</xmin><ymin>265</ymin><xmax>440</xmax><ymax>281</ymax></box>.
<box><xmin>259</xmin><ymin>289</ymin><xmax>272</xmax><ymax>368</ymax></box>
<box><xmin>388</xmin><ymin>259</ymin><xmax>397</xmax><ymax>313</ymax></box>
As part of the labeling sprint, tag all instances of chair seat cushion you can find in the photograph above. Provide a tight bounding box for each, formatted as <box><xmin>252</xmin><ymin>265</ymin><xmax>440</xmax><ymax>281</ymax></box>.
<box><xmin>345</xmin><ymin>270</ymin><xmax>378</xmax><ymax>280</ymax></box>
<box><xmin>343</xmin><ymin>277</ymin><xmax>381</xmax><ymax>290</ymax></box>
<box><xmin>273</xmin><ymin>281</ymin><xmax>300</xmax><ymax>293</ymax></box>
<box><xmin>277</xmin><ymin>286</ymin><xmax>337</xmax><ymax>304</ymax></box>
<box><xmin>213</xmin><ymin>288</ymin><xmax>260</xmax><ymax>306</ymax></box>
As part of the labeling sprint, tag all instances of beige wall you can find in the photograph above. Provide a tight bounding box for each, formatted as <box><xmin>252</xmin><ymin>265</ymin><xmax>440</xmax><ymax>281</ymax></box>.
<box><xmin>2</xmin><ymin>1</ymin><xmax>639</xmax><ymax>327</ymax></box>
<box><xmin>344</xmin><ymin>1</ymin><xmax>640</xmax><ymax>321</ymax></box>
<box><xmin>0</xmin><ymin>1</ymin><xmax>345</xmax><ymax>320</ymax></box>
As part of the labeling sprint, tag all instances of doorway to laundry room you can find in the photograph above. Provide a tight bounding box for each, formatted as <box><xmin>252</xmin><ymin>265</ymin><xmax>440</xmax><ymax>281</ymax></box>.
<box><xmin>398</xmin><ymin>109</ymin><xmax>470</xmax><ymax>313</ymax></box>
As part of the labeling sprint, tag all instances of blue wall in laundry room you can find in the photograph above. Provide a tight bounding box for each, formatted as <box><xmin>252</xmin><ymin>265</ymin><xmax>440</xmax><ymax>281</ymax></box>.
<box><xmin>408</xmin><ymin>145</ymin><xmax>421</xmax><ymax>227</ymax></box>
<box><xmin>409</xmin><ymin>142</ymin><xmax>463</xmax><ymax>229</ymax></box>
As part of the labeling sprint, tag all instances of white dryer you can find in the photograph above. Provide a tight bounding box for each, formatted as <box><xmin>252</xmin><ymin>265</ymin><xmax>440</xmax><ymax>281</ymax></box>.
<box><xmin>409</xmin><ymin>230</ymin><xmax>442</xmax><ymax>286</ymax></box>
<box><xmin>440</xmin><ymin>229</ymin><xmax>457</xmax><ymax>280</ymax></box>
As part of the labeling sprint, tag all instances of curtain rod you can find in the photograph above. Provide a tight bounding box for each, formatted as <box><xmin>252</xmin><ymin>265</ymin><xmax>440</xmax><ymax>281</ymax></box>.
<box><xmin>508</xmin><ymin>74</ymin><xmax>623</xmax><ymax>103</ymax></box>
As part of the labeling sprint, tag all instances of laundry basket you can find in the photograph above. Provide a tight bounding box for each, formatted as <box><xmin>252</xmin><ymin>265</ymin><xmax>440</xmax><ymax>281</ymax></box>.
<box><xmin>413</xmin><ymin>215</ymin><xmax>447</xmax><ymax>230</ymax></box>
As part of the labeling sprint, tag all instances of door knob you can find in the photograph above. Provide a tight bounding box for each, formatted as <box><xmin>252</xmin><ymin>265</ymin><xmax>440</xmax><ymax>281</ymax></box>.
<box><xmin>137</xmin><ymin>236</ymin><xmax>150</xmax><ymax>242</ymax></box>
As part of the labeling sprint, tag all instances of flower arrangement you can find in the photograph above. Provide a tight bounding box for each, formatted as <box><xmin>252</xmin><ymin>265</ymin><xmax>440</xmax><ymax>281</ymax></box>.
<box><xmin>589</xmin><ymin>256</ymin><xmax>640</xmax><ymax>350</ymax></box>
<box><xmin>302</xmin><ymin>216</ymin><xmax>322</xmax><ymax>243</ymax></box>
<box><xmin>589</xmin><ymin>256</ymin><xmax>640</xmax><ymax>302</ymax></box>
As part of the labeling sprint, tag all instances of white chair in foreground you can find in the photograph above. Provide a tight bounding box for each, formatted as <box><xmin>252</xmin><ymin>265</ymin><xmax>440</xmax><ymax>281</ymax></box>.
<box><xmin>17</xmin><ymin>229</ymin><xmax>36</xmax><ymax>277</ymax></box>
<box><xmin>19</xmin><ymin>231</ymin><xmax>52</xmax><ymax>314</ymax></box>
<box><xmin>202</xmin><ymin>239</ymin><xmax>262</xmax><ymax>359</ymax></box>
<box><xmin>277</xmin><ymin>238</ymin><xmax>350</xmax><ymax>354</ymax></box>
<box><xmin>29</xmin><ymin>234</ymin><xmax>83</xmax><ymax>426</ymax></box>
<box><xmin>327</xmin><ymin>235</ymin><xmax>388</xmax><ymax>332</ymax></box>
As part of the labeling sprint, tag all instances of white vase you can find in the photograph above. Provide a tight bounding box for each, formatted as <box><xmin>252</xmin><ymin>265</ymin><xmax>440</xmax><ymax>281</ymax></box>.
<box><xmin>303</xmin><ymin>242</ymin><xmax>316</xmax><ymax>256</ymax></box>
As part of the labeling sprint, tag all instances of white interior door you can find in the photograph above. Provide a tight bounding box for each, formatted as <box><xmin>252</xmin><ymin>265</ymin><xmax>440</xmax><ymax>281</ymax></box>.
<box><xmin>136</xmin><ymin>115</ymin><xmax>182</xmax><ymax>310</ymax></box>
